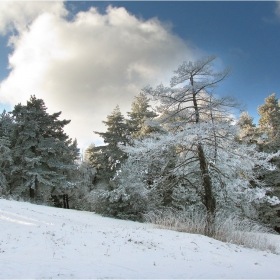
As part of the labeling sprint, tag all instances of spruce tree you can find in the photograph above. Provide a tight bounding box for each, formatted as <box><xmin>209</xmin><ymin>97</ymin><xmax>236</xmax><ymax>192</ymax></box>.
<box><xmin>0</xmin><ymin>110</ymin><xmax>14</xmax><ymax>196</ymax></box>
<box><xmin>84</xmin><ymin>143</ymin><xmax>95</xmax><ymax>162</ymax></box>
<box><xmin>0</xmin><ymin>136</ymin><xmax>13</xmax><ymax>196</ymax></box>
<box><xmin>258</xmin><ymin>93</ymin><xmax>280</xmax><ymax>152</ymax></box>
<box><xmin>89</xmin><ymin>105</ymin><xmax>129</xmax><ymax>183</ymax></box>
<box><xmin>10</xmin><ymin>95</ymin><xmax>79</xmax><ymax>203</ymax></box>
<box><xmin>257</xmin><ymin>93</ymin><xmax>280</xmax><ymax>230</ymax></box>
<box><xmin>258</xmin><ymin>93</ymin><xmax>280</xmax><ymax>127</ymax></box>
<box><xmin>237</xmin><ymin>112</ymin><xmax>257</xmax><ymax>144</ymax></box>
<box><xmin>0</xmin><ymin>110</ymin><xmax>14</xmax><ymax>138</ymax></box>
<box><xmin>126</xmin><ymin>93</ymin><xmax>158</xmax><ymax>139</ymax></box>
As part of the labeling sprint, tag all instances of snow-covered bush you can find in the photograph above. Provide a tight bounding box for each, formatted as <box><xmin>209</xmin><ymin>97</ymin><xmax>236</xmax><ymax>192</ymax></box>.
<box><xmin>93</xmin><ymin>157</ymin><xmax>162</xmax><ymax>221</ymax></box>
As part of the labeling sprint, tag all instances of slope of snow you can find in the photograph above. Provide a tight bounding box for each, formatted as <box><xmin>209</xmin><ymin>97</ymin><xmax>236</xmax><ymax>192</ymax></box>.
<box><xmin>0</xmin><ymin>198</ymin><xmax>280</xmax><ymax>279</ymax></box>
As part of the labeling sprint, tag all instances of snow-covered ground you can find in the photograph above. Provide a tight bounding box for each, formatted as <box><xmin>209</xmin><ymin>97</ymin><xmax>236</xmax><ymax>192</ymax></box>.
<box><xmin>0</xmin><ymin>198</ymin><xmax>280</xmax><ymax>279</ymax></box>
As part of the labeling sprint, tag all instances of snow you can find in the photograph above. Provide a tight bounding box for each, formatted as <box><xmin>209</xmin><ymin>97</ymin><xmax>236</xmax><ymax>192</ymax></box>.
<box><xmin>0</xmin><ymin>198</ymin><xmax>280</xmax><ymax>279</ymax></box>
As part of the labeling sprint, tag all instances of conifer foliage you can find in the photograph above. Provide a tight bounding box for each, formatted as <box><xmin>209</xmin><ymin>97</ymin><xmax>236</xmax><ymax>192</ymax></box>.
<box><xmin>237</xmin><ymin>95</ymin><xmax>280</xmax><ymax>231</ymax></box>
<box><xmin>88</xmin><ymin>105</ymin><xmax>129</xmax><ymax>182</ymax></box>
<box><xmin>2</xmin><ymin>95</ymin><xmax>79</xmax><ymax>203</ymax></box>
<box><xmin>126</xmin><ymin>93</ymin><xmax>158</xmax><ymax>139</ymax></box>
<box><xmin>257</xmin><ymin>94</ymin><xmax>280</xmax><ymax>230</ymax></box>
<box><xmin>0</xmin><ymin>110</ymin><xmax>14</xmax><ymax>195</ymax></box>
<box><xmin>0</xmin><ymin>136</ymin><xmax>12</xmax><ymax>196</ymax></box>
<box><xmin>88</xmin><ymin>94</ymin><xmax>159</xmax><ymax>184</ymax></box>
<box><xmin>237</xmin><ymin>111</ymin><xmax>257</xmax><ymax>144</ymax></box>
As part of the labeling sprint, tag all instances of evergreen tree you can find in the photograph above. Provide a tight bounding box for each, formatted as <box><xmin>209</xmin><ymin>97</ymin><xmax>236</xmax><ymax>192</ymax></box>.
<box><xmin>0</xmin><ymin>136</ymin><xmax>13</xmax><ymax>196</ymax></box>
<box><xmin>93</xmin><ymin>155</ymin><xmax>162</xmax><ymax>221</ymax></box>
<box><xmin>256</xmin><ymin>93</ymin><xmax>280</xmax><ymax>230</ymax></box>
<box><xmin>258</xmin><ymin>93</ymin><xmax>280</xmax><ymax>126</ymax></box>
<box><xmin>258</xmin><ymin>93</ymin><xmax>280</xmax><ymax>152</ymax></box>
<box><xmin>64</xmin><ymin>160</ymin><xmax>96</xmax><ymax>210</ymax></box>
<box><xmin>126</xmin><ymin>93</ymin><xmax>158</xmax><ymax>139</ymax></box>
<box><xmin>84</xmin><ymin>143</ymin><xmax>95</xmax><ymax>163</ymax></box>
<box><xmin>89</xmin><ymin>105</ymin><xmax>129</xmax><ymax>182</ymax></box>
<box><xmin>0</xmin><ymin>110</ymin><xmax>14</xmax><ymax>196</ymax></box>
<box><xmin>0</xmin><ymin>110</ymin><xmax>14</xmax><ymax>138</ymax></box>
<box><xmin>237</xmin><ymin>112</ymin><xmax>257</xmax><ymax>144</ymax></box>
<box><xmin>10</xmin><ymin>95</ymin><xmax>79</xmax><ymax>203</ymax></box>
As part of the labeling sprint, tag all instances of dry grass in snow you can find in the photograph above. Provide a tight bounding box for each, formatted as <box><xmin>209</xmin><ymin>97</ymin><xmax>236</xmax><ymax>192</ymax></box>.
<box><xmin>144</xmin><ymin>208</ymin><xmax>280</xmax><ymax>253</ymax></box>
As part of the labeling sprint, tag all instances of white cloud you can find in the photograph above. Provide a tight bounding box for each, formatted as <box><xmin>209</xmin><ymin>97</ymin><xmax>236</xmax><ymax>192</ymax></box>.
<box><xmin>0</xmin><ymin>1</ymin><xmax>67</xmax><ymax>35</ymax></box>
<box><xmin>0</xmin><ymin>3</ymin><xmax>201</xmax><ymax>150</ymax></box>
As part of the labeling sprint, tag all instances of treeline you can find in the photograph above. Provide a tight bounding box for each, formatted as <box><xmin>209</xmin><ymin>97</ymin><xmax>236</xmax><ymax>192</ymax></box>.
<box><xmin>0</xmin><ymin>55</ymin><xmax>280</xmax><ymax>234</ymax></box>
<box><xmin>86</xmin><ymin>56</ymin><xmax>280</xmax><ymax>233</ymax></box>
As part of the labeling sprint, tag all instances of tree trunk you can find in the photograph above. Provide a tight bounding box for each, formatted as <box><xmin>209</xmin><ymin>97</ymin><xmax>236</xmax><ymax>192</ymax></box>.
<box><xmin>191</xmin><ymin>77</ymin><xmax>216</xmax><ymax>235</ymax></box>
<box><xmin>63</xmin><ymin>194</ymin><xmax>69</xmax><ymax>209</ymax></box>
<box><xmin>209</xmin><ymin>97</ymin><xmax>218</xmax><ymax>163</ymax></box>
<box><xmin>63</xmin><ymin>194</ymin><xmax>66</xmax><ymax>208</ymax></box>
<box><xmin>30</xmin><ymin>176</ymin><xmax>39</xmax><ymax>200</ymax></box>
<box><xmin>197</xmin><ymin>143</ymin><xmax>216</xmax><ymax>236</ymax></box>
<box><xmin>66</xmin><ymin>194</ymin><xmax>69</xmax><ymax>209</ymax></box>
<box><xmin>30</xmin><ymin>187</ymin><xmax>35</xmax><ymax>199</ymax></box>
<box><xmin>197</xmin><ymin>144</ymin><xmax>216</xmax><ymax>213</ymax></box>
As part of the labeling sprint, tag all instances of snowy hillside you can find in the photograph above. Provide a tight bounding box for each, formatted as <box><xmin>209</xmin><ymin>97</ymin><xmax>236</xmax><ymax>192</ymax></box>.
<box><xmin>0</xmin><ymin>198</ymin><xmax>280</xmax><ymax>279</ymax></box>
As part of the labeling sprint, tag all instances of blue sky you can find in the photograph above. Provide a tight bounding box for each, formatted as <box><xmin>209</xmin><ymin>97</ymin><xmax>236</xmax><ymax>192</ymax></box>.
<box><xmin>0</xmin><ymin>1</ymin><xmax>279</xmax><ymax>148</ymax></box>
<box><xmin>68</xmin><ymin>1</ymin><xmax>280</xmax><ymax>118</ymax></box>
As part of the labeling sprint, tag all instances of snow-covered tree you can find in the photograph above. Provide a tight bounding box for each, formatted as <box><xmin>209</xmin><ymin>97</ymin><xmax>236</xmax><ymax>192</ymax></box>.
<box><xmin>256</xmin><ymin>93</ymin><xmax>280</xmax><ymax>230</ymax></box>
<box><xmin>93</xmin><ymin>156</ymin><xmax>162</xmax><ymax>221</ymax></box>
<box><xmin>10</xmin><ymin>95</ymin><xmax>79</xmax><ymax>203</ymax></box>
<box><xmin>89</xmin><ymin>105</ymin><xmax>129</xmax><ymax>182</ymax></box>
<box><xmin>126</xmin><ymin>92</ymin><xmax>158</xmax><ymax>139</ymax></box>
<box><xmin>237</xmin><ymin>111</ymin><xmax>257</xmax><ymax>144</ymax></box>
<box><xmin>0</xmin><ymin>136</ymin><xmax>13</xmax><ymax>196</ymax></box>
<box><xmin>258</xmin><ymin>93</ymin><xmax>280</xmax><ymax>126</ymax></box>
<box><xmin>258</xmin><ymin>93</ymin><xmax>280</xmax><ymax>152</ymax></box>
<box><xmin>142</xmin><ymin>55</ymin><xmax>233</xmax><ymax>225</ymax></box>
<box><xmin>121</xmin><ymin>120</ymin><xmax>280</xmax><ymax>225</ymax></box>
<box><xmin>62</xmin><ymin>160</ymin><xmax>96</xmax><ymax>210</ymax></box>
<box><xmin>0</xmin><ymin>110</ymin><xmax>14</xmax><ymax>196</ymax></box>
<box><xmin>0</xmin><ymin>110</ymin><xmax>14</xmax><ymax>138</ymax></box>
<box><xmin>131</xmin><ymin>55</ymin><xmax>280</xmax><ymax>232</ymax></box>
<box><xmin>83</xmin><ymin>143</ymin><xmax>95</xmax><ymax>163</ymax></box>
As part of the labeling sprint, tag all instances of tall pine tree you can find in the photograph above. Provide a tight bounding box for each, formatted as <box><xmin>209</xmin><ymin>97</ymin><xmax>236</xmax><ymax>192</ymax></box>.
<box><xmin>0</xmin><ymin>110</ymin><xmax>14</xmax><ymax>196</ymax></box>
<box><xmin>237</xmin><ymin>111</ymin><xmax>257</xmax><ymax>144</ymax></box>
<box><xmin>89</xmin><ymin>105</ymin><xmax>129</xmax><ymax>183</ymax></box>
<box><xmin>257</xmin><ymin>93</ymin><xmax>280</xmax><ymax>231</ymax></box>
<box><xmin>126</xmin><ymin>93</ymin><xmax>158</xmax><ymax>139</ymax></box>
<box><xmin>10</xmin><ymin>95</ymin><xmax>79</xmax><ymax>203</ymax></box>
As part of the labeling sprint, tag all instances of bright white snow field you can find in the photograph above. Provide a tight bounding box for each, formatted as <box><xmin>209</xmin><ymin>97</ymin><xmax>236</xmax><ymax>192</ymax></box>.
<box><xmin>0</xmin><ymin>198</ymin><xmax>280</xmax><ymax>279</ymax></box>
